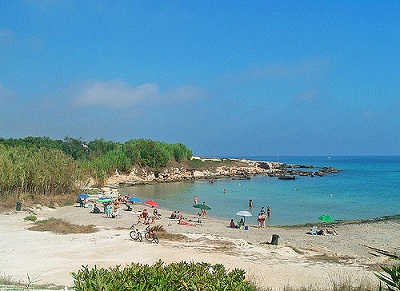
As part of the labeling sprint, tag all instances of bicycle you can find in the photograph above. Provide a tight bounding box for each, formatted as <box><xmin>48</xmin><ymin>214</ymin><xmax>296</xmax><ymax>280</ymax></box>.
<box><xmin>129</xmin><ymin>224</ymin><xmax>142</xmax><ymax>242</ymax></box>
<box><xmin>144</xmin><ymin>225</ymin><xmax>159</xmax><ymax>244</ymax></box>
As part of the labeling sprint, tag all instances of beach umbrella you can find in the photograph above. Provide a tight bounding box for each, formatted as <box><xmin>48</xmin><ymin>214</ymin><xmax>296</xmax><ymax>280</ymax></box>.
<box><xmin>78</xmin><ymin>193</ymin><xmax>89</xmax><ymax>199</ymax></box>
<box><xmin>128</xmin><ymin>197</ymin><xmax>141</xmax><ymax>203</ymax></box>
<box><xmin>236</xmin><ymin>210</ymin><xmax>252</xmax><ymax>223</ymax></box>
<box><xmin>145</xmin><ymin>200</ymin><xmax>159</xmax><ymax>207</ymax></box>
<box><xmin>193</xmin><ymin>204</ymin><xmax>211</xmax><ymax>210</ymax></box>
<box><xmin>318</xmin><ymin>215</ymin><xmax>334</xmax><ymax>223</ymax></box>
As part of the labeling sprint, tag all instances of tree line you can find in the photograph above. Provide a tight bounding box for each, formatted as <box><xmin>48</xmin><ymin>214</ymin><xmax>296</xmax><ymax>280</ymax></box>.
<box><xmin>0</xmin><ymin>137</ymin><xmax>193</xmax><ymax>197</ymax></box>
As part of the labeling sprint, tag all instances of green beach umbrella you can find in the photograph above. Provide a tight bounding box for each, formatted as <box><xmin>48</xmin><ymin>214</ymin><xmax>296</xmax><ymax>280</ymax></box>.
<box><xmin>193</xmin><ymin>204</ymin><xmax>211</xmax><ymax>210</ymax></box>
<box><xmin>318</xmin><ymin>215</ymin><xmax>334</xmax><ymax>223</ymax></box>
<box><xmin>97</xmin><ymin>198</ymin><xmax>112</xmax><ymax>203</ymax></box>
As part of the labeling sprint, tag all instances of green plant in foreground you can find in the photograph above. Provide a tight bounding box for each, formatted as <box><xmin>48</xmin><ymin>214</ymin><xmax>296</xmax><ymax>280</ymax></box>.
<box><xmin>376</xmin><ymin>265</ymin><xmax>400</xmax><ymax>290</ymax></box>
<box><xmin>23</xmin><ymin>215</ymin><xmax>37</xmax><ymax>222</ymax></box>
<box><xmin>71</xmin><ymin>260</ymin><xmax>254</xmax><ymax>290</ymax></box>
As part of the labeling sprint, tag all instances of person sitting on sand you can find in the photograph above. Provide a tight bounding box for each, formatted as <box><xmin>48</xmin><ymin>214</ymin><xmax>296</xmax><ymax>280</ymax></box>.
<box><xmin>170</xmin><ymin>210</ymin><xmax>177</xmax><ymax>219</ymax></box>
<box><xmin>325</xmin><ymin>227</ymin><xmax>338</xmax><ymax>235</ymax></box>
<box><xmin>125</xmin><ymin>203</ymin><xmax>132</xmax><ymax>211</ymax></box>
<box><xmin>229</xmin><ymin>219</ymin><xmax>238</xmax><ymax>228</ymax></box>
<box><xmin>153</xmin><ymin>208</ymin><xmax>160</xmax><ymax>219</ymax></box>
<box><xmin>141</xmin><ymin>208</ymin><xmax>149</xmax><ymax>218</ymax></box>
<box><xmin>177</xmin><ymin>211</ymin><xmax>183</xmax><ymax>220</ymax></box>
<box><xmin>239</xmin><ymin>218</ymin><xmax>245</xmax><ymax>229</ymax></box>
<box><xmin>91</xmin><ymin>203</ymin><xmax>100</xmax><ymax>214</ymax></box>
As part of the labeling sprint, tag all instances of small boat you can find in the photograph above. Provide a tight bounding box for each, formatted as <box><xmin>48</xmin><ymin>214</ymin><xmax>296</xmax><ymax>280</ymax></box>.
<box><xmin>278</xmin><ymin>175</ymin><xmax>296</xmax><ymax>180</ymax></box>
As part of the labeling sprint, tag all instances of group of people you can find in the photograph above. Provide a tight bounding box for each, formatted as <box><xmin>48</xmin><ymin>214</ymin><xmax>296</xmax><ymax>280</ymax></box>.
<box><xmin>137</xmin><ymin>207</ymin><xmax>160</xmax><ymax>225</ymax></box>
<box><xmin>257</xmin><ymin>206</ymin><xmax>271</xmax><ymax>228</ymax></box>
<box><xmin>103</xmin><ymin>199</ymin><xmax>120</xmax><ymax>218</ymax></box>
<box><xmin>229</xmin><ymin>218</ymin><xmax>245</xmax><ymax>229</ymax></box>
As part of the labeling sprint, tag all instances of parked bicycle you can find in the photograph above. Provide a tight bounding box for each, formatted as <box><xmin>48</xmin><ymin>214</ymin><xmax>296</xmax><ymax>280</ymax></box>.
<box><xmin>129</xmin><ymin>224</ymin><xmax>142</xmax><ymax>242</ymax></box>
<box><xmin>144</xmin><ymin>225</ymin><xmax>159</xmax><ymax>244</ymax></box>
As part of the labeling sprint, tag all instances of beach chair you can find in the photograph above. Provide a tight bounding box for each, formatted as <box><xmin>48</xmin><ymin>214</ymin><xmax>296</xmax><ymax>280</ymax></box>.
<box><xmin>310</xmin><ymin>226</ymin><xmax>318</xmax><ymax>235</ymax></box>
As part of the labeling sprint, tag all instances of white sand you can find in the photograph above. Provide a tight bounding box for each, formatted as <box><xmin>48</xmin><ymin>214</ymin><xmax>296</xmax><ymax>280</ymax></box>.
<box><xmin>1</xmin><ymin>204</ymin><xmax>399</xmax><ymax>290</ymax></box>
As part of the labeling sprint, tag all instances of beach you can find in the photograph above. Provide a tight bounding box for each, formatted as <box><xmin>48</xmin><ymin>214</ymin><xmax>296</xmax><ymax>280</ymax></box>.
<box><xmin>1</xmin><ymin>204</ymin><xmax>399</xmax><ymax>290</ymax></box>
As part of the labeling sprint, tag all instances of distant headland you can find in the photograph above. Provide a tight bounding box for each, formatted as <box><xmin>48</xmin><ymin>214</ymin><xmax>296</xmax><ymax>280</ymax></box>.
<box><xmin>106</xmin><ymin>156</ymin><xmax>341</xmax><ymax>188</ymax></box>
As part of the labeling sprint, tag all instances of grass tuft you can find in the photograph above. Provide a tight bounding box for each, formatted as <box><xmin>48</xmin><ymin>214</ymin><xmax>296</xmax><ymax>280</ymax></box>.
<box><xmin>28</xmin><ymin>217</ymin><xmax>98</xmax><ymax>234</ymax></box>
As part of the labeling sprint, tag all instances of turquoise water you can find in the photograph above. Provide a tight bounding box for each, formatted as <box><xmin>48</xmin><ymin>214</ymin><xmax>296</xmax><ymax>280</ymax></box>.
<box><xmin>119</xmin><ymin>156</ymin><xmax>400</xmax><ymax>226</ymax></box>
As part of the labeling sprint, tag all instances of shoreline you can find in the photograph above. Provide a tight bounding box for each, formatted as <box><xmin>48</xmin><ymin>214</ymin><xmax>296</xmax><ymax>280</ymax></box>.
<box><xmin>1</xmin><ymin>204</ymin><xmax>399</xmax><ymax>290</ymax></box>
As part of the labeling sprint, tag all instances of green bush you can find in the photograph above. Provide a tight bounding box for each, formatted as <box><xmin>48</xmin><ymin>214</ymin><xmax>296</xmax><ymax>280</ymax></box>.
<box><xmin>71</xmin><ymin>260</ymin><xmax>253</xmax><ymax>290</ymax></box>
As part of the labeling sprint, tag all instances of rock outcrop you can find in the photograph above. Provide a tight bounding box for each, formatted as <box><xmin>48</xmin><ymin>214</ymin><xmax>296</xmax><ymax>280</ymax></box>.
<box><xmin>104</xmin><ymin>157</ymin><xmax>341</xmax><ymax>188</ymax></box>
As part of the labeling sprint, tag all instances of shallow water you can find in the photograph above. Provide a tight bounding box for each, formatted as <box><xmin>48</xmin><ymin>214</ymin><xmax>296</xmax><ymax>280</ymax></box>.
<box><xmin>119</xmin><ymin>156</ymin><xmax>400</xmax><ymax>226</ymax></box>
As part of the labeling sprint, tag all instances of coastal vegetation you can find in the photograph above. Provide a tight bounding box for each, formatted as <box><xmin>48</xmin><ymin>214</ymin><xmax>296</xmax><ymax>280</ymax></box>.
<box><xmin>0</xmin><ymin>136</ymin><xmax>193</xmax><ymax>201</ymax></box>
<box><xmin>28</xmin><ymin>217</ymin><xmax>98</xmax><ymax>234</ymax></box>
<box><xmin>71</xmin><ymin>260</ymin><xmax>254</xmax><ymax>291</ymax></box>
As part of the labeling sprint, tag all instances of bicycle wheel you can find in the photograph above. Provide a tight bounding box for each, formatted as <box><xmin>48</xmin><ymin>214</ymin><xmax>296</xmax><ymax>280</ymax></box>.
<box><xmin>144</xmin><ymin>232</ymin><xmax>152</xmax><ymax>242</ymax></box>
<box><xmin>153</xmin><ymin>233</ymin><xmax>159</xmax><ymax>244</ymax></box>
<box><xmin>129</xmin><ymin>230</ymin><xmax>139</xmax><ymax>241</ymax></box>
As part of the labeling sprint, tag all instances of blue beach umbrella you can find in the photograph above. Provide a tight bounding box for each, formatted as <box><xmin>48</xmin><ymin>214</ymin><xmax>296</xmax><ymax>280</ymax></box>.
<box><xmin>78</xmin><ymin>193</ymin><xmax>89</xmax><ymax>199</ymax></box>
<box><xmin>128</xmin><ymin>197</ymin><xmax>141</xmax><ymax>203</ymax></box>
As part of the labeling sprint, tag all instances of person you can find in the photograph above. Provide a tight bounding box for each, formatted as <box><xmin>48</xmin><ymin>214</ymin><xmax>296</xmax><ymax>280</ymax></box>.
<box><xmin>239</xmin><ymin>218</ymin><xmax>245</xmax><ymax>229</ymax></box>
<box><xmin>260</xmin><ymin>206</ymin><xmax>266</xmax><ymax>215</ymax></box>
<box><xmin>261</xmin><ymin>212</ymin><xmax>266</xmax><ymax>228</ymax></box>
<box><xmin>170</xmin><ymin>210</ymin><xmax>177</xmax><ymax>219</ymax></box>
<box><xmin>141</xmin><ymin>208</ymin><xmax>149</xmax><ymax>218</ymax></box>
<box><xmin>79</xmin><ymin>198</ymin><xmax>84</xmax><ymax>208</ymax></box>
<box><xmin>201</xmin><ymin>202</ymin><xmax>208</xmax><ymax>218</ymax></box>
<box><xmin>91</xmin><ymin>203</ymin><xmax>100</xmax><ymax>214</ymax></box>
<box><xmin>176</xmin><ymin>211</ymin><xmax>183</xmax><ymax>220</ymax></box>
<box><xmin>267</xmin><ymin>206</ymin><xmax>271</xmax><ymax>217</ymax></box>
<box><xmin>193</xmin><ymin>196</ymin><xmax>198</xmax><ymax>205</ymax></box>
<box><xmin>105</xmin><ymin>203</ymin><xmax>111</xmax><ymax>218</ymax></box>
<box><xmin>137</xmin><ymin>215</ymin><xmax>143</xmax><ymax>225</ymax></box>
<box><xmin>229</xmin><ymin>219</ymin><xmax>238</xmax><ymax>228</ymax></box>
<box><xmin>257</xmin><ymin>213</ymin><xmax>263</xmax><ymax>228</ymax></box>
<box><xmin>178</xmin><ymin>218</ymin><xmax>196</xmax><ymax>226</ymax></box>
<box><xmin>249</xmin><ymin>199</ymin><xmax>253</xmax><ymax>207</ymax></box>
<box><xmin>112</xmin><ymin>207</ymin><xmax>119</xmax><ymax>218</ymax></box>
<box><xmin>125</xmin><ymin>203</ymin><xmax>132</xmax><ymax>211</ymax></box>
<box><xmin>84</xmin><ymin>199</ymin><xmax>89</xmax><ymax>208</ymax></box>
<box><xmin>153</xmin><ymin>208</ymin><xmax>160</xmax><ymax>219</ymax></box>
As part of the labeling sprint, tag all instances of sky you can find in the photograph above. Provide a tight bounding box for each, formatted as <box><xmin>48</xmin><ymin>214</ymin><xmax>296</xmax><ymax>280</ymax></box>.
<box><xmin>0</xmin><ymin>1</ymin><xmax>399</xmax><ymax>157</ymax></box>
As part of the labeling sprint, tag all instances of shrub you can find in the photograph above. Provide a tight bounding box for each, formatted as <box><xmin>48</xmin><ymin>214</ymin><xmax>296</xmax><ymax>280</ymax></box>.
<box><xmin>376</xmin><ymin>265</ymin><xmax>400</xmax><ymax>290</ymax></box>
<box><xmin>23</xmin><ymin>215</ymin><xmax>37</xmax><ymax>222</ymax></box>
<box><xmin>71</xmin><ymin>260</ymin><xmax>254</xmax><ymax>290</ymax></box>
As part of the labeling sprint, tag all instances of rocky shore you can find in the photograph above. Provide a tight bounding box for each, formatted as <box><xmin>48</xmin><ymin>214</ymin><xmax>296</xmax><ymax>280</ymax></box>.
<box><xmin>105</xmin><ymin>157</ymin><xmax>340</xmax><ymax>188</ymax></box>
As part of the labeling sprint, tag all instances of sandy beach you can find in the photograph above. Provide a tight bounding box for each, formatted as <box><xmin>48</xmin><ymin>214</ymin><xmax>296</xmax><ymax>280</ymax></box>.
<box><xmin>1</xmin><ymin>203</ymin><xmax>399</xmax><ymax>290</ymax></box>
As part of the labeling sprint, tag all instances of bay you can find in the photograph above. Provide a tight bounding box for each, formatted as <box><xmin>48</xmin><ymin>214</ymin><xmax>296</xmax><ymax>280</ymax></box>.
<box><xmin>119</xmin><ymin>156</ymin><xmax>400</xmax><ymax>226</ymax></box>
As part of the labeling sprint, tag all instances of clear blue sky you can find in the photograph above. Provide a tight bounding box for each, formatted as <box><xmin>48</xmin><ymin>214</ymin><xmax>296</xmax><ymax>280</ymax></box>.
<box><xmin>1</xmin><ymin>1</ymin><xmax>399</xmax><ymax>156</ymax></box>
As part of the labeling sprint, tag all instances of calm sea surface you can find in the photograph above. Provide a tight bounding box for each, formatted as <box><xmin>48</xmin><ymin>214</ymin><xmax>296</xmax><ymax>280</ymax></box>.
<box><xmin>119</xmin><ymin>156</ymin><xmax>400</xmax><ymax>226</ymax></box>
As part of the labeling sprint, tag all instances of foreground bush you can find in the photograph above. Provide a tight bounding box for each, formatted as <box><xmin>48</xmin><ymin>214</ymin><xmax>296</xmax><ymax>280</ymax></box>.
<box><xmin>376</xmin><ymin>265</ymin><xmax>400</xmax><ymax>290</ymax></box>
<box><xmin>71</xmin><ymin>260</ymin><xmax>254</xmax><ymax>290</ymax></box>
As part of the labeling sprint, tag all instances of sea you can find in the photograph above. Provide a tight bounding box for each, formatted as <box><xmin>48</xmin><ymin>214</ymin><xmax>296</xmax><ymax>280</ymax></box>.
<box><xmin>119</xmin><ymin>156</ymin><xmax>400</xmax><ymax>226</ymax></box>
